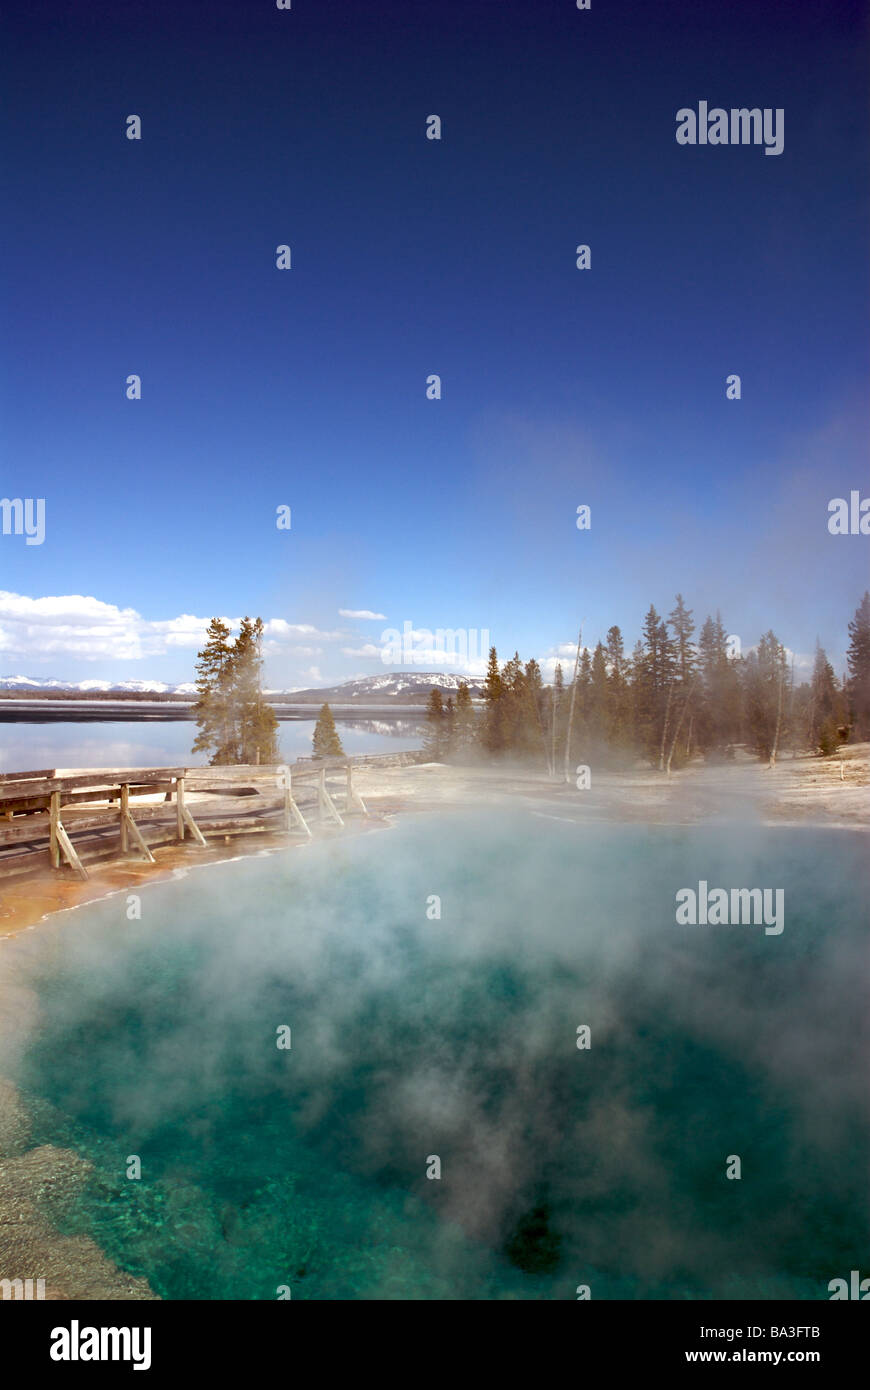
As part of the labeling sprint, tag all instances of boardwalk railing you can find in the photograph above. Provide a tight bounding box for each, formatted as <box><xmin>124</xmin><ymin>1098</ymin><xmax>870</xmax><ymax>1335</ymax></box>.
<box><xmin>0</xmin><ymin>758</ymin><xmax>377</xmax><ymax>882</ymax></box>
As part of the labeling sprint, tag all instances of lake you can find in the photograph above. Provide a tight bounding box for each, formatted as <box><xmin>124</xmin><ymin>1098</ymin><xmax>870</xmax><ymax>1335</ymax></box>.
<box><xmin>0</xmin><ymin>718</ymin><xmax>424</xmax><ymax>773</ymax></box>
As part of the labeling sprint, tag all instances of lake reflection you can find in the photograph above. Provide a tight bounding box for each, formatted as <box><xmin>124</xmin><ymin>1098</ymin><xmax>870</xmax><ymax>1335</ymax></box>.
<box><xmin>0</xmin><ymin>718</ymin><xmax>423</xmax><ymax>772</ymax></box>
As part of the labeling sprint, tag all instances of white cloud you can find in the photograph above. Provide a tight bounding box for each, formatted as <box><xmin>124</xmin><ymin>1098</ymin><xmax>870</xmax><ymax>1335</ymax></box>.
<box><xmin>383</xmin><ymin>648</ymin><xmax>488</xmax><ymax>677</ymax></box>
<box><xmin>536</xmin><ymin>641</ymin><xmax>588</xmax><ymax>682</ymax></box>
<box><xmin>263</xmin><ymin>643</ymin><xmax>322</xmax><ymax>658</ymax></box>
<box><xmin>341</xmin><ymin>644</ymin><xmax>383</xmax><ymax>659</ymax></box>
<box><xmin>263</xmin><ymin>619</ymin><xmax>344</xmax><ymax>641</ymax></box>
<box><xmin>0</xmin><ymin>591</ymin><xmax>149</xmax><ymax>661</ymax></box>
<box><xmin>148</xmin><ymin>614</ymin><xmax>216</xmax><ymax>649</ymax></box>
<box><xmin>0</xmin><ymin>591</ymin><xmax>346</xmax><ymax>664</ymax></box>
<box><xmin>537</xmin><ymin>656</ymin><xmax>569</xmax><ymax>682</ymax></box>
<box><xmin>338</xmin><ymin>608</ymin><xmax>387</xmax><ymax>621</ymax></box>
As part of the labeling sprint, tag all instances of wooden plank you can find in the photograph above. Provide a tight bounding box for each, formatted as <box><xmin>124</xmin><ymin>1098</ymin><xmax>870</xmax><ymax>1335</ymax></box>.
<box><xmin>176</xmin><ymin>776</ymin><xmax>185</xmax><ymax>842</ymax></box>
<box><xmin>0</xmin><ymin>784</ymin><xmax>171</xmax><ymax>815</ymax></box>
<box><xmin>184</xmin><ymin>765</ymin><xmax>279</xmax><ymax>781</ymax></box>
<box><xmin>193</xmin><ymin>824</ymin><xmax>289</xmax><ymax>838</ymax></box>
<box><xmin>51</xmin><ymin>768</ymin><xmax>186</xmax><ymax>788</ymax></box>
<box><xmin>0</xmin><ymin>795</ymin><xmax>49</xmax><ymax>814</ymax></box>
<box><xmin>0</xmin><ymin>760</ymin><xmax>362</xmax><ymax>803</ymax></box>
<box><xmin>0</xmin><ymin>770</ymin><xmax>188</xmax><ymax>801</ymax></box>
<box><xmin>60</xmin><ymin>766</ymin><xmax>188</xmax><ymax>782</ymax></box>
<box><xmin>120</xmin><ymin>784</ymin><xmax>129</xmax><ymax>853</ymax></box>
<box><xmin>183</xmin><ymin>784</ymin><xmax>260</xmax><ymax>797</ymax></box>
<box><xmin>0</xmin><ymin>767</ymin><xmax>55</xmax><ymax>782</ymax></box>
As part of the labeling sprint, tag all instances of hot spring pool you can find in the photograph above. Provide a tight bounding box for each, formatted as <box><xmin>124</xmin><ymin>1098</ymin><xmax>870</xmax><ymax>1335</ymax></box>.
<box><xmin>3</xmin><ymin>813</ymin><xmax>868</xmax><ymax>1300</ymax></box>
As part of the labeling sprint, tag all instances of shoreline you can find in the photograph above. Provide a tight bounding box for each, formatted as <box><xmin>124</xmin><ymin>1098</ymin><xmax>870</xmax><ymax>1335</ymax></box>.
<box><xmin>0</xmin><ymin>747</ymin><xmax>866</xmax><ymax>943</ymax></box>
<box><xmin>0</xmin><ymin>815</ymin><xmax>394</xmax><ymax>945</ymax></box>
<box><xmin>0</xmin><ymin>699</ymin><xmax>431</xmax><ymax>724</ymax></box>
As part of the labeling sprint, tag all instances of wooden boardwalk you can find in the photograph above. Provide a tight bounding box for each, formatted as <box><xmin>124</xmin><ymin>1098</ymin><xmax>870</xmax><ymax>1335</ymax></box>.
<box><xmin>0</xmin><ymin>759</ymin><xmax>377</xmax><ymax>882</ymax></box>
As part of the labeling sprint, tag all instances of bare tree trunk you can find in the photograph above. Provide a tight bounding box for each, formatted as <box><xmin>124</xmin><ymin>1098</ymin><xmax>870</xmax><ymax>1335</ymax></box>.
<box><xmin>789</xmin><ymin>654</ymin><xmax>797</xmax><ymax>757</ymax></box>
<box><xmin>549</xmin><ymin>688</ymin><xmax>556</xmax><ymax>777</ymax></box>
<box><xmin>665</xmin><ymin>679</ymin><xmax>697</xmax><ymax>776</ymax></box>
<box><xmin>658</xmin><ymin>680</ymin><xmax>674</xmax><ymax>772</ymax></box>
<box><xmin>769</xmin><ymin>656</ymin><xmax>785</xmax><ymax>769</ymax></box>
<box><xmin>562</xmin><ymin>629</ymin><xmax>582</xmax><ymax>783</ymax></box>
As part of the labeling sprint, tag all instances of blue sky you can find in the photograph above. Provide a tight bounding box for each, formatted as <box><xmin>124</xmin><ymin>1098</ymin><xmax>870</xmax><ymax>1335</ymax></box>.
<box><xmin>2</xmin><ymin>0</ymin><xmax>867</xmax><ymax>687</ymax></box>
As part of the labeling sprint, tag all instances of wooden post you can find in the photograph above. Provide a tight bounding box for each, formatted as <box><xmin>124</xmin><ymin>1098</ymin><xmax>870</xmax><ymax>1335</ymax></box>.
<box><xmin>48</xmin><ymin>790</ymin><xmax>88</xmax><ymax>880</ymax></box>
<box><xmin>176</xmin><ymin>776</ymin><xmax>185</xmax><ymax>842</ymax></box>
<box><xmin>280</xmin><ymin>769</ymin><xmax>311</xmax><ymax>837</ymax></box>
<box><xmin>318</xmin><ymin>767</ymin><xmax>344</xmax><ymax>826</ymax></box>
<box><xmin>122</xmin><ymin>810</ymin><xmax>155</xmax><ymax>863</ymax></box>
<box><xmin>49</xmin><ymin>790</ymin><xmax>60</xmax><ymax>869</ymax></box>
<box><xmin>345</xmin><ymin>764</ymin><xmax>367</xmax><ymax>816</ymax></box>
<box><xmin>182</xmin><ymin>806</ymin><xmax>208</xmax><ymax>847</ymax></box>
<box><xmin>53</xmin><ymin>819</ymin><xmax>89</xmax><ymax>881</ymax></box>
<box><xmin>120</xmin><ymin>783</ymin><xmax>129</xmax><ymax>853</ymax></box>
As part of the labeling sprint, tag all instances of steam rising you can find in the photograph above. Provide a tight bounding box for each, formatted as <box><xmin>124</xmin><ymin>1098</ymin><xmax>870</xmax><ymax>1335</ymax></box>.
<box><xmin>2</xmin><ymin>812</ymin><xmax>867</xmax><ymax>1299</ymax></box>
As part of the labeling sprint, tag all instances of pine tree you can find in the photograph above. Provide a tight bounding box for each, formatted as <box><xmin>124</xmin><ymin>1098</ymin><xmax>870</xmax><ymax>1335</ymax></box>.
<box><xmin>400</xmin><ymin>597</ymin><xmax>858</xmax><ymax>771</ymax></box>
<box><xmin>743</xmin><ymin>631</ymin><xmax>788</xmax><ymax>764</ymax></box>
<box><xmin>422</xmin><ymin>688</ymin><xmax>445</xmax><ymax>759</ymax></box>
<box><xmin>233</xmin><ymin>616</ymin><xmax>280</xmax><ymax>764</ymax></box>
<box><xmin>482</xmin><ymin>646</ymin><xmax>506</xmax><ymax>753</ymax></box>
<box><xmin>312</xmin><ymin>702</ymin><xmax>344</xmax><ymax>758</ymax></box>
<box><xmin>636</xmin><ymin>606</ymin><xmax>675</xmax><ymax>763</ymax></box>
<box><xmin>587</xmin><ymin>642</ymin><xmax>609</xmax><ymax>754</ymax></box>
<box><xmin>523</xmin><ymin>658</ymin><xmax>549</xmax><ymax>766</ymax></box>
<box><xmin>663</xmin><ymin>596</ymin><xmax>697</xmax><ymax>770</ymax></box>
<box><xmin>192</xmin><ymin>618</ymin><xmax>236</xmax><ymax>765</ymax></box>
<box><xmin>697</xmin><ymin>613</ymin><xmax>740</xmax><ymax>759</ymax></box>
<box><xmin>626</xmin><ymin>640</ymin><xmax>645</xmax><ymax>754</ymax></box>
<box><xmin>454</xmin><ymin>681</ymin><xmax>477</xmax><ymax>757</ymax></box>
<box><xmin>807</xmin><ymin>643</ymin><xmax>843</xmax><ymax>753</ymax></box>
<box><xmin>500</xmin><ymin>652</ymin><xmax>544</xmax><ymax>758</ymax></box>
<box><xmin>443</xmin><ymin>695</ymin><xmax>456</xmax><ymax>759</ymax></box>
<box><xmin>604</xmin><ymin>626</ymin><xmax>631</xmax><ymax>756</ymax></box>
<box><xmin>668</xmin><ymin>594</ymin><xmax>697</xmax><ymax>689</ymax></box>
<box><xmin>192</xmin><ymin>616</ymin><xmax>279</xmax><ymax>765</ymax></box>
<box><xmin>846</xmin><ymin>591</ymin><xmax>870</xmax><ymax>739</ymax></box>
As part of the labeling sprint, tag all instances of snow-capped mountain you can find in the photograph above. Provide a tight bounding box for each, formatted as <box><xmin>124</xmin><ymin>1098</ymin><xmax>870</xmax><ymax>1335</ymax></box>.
<box><xmin>0</xmin><ymin>672</ymin><xmax>483</xmax><ymax>701</ymax></box>
<box><xmin>0</xmin><ymin>675</ymin><xmax>196</xmax><ymax>694</ymax></box>
<box><xmin>283</xmin><ymin>672</ymin><xmax>486</xmax><ymax>703</ymax></box>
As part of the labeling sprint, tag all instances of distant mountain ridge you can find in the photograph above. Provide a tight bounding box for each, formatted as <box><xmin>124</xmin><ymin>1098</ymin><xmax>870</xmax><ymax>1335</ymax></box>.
<box><xmin>0</xmin><ymin>671</ymin><xmax>485</xmax><ymax>702</ymax></box>
<box><xmin>285</xmin><ymin>672</ymin><xmax>486</xmax><ymax>703</ymax></box>
<box><xmin>0</xmin><ymin>675</ymin><xmax>198</xmax><ymax>694</ymax></box>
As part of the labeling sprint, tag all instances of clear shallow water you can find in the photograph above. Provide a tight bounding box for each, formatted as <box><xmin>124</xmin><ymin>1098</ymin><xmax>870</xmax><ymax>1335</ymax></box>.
<box><xmin>0</xmin><ymin>718</ymin><xmax>422</xmax><ymax>771</ymax></box>
<box><xmin>8</xmin><ymin>815</ymin><xmax>869</xmax><ymax>1300</ymax></box>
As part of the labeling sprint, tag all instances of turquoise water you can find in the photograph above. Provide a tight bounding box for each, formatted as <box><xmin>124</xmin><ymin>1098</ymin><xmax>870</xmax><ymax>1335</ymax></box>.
<box><xmin>9</xmin><ymin>814</ymin><xmax>869</xmax><ymax>1300</ymax></box>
